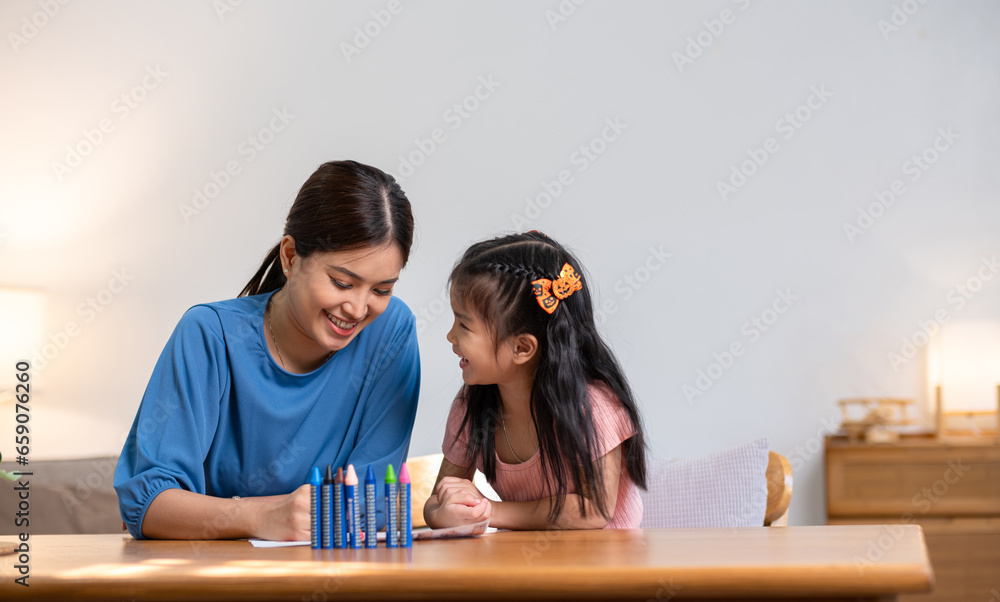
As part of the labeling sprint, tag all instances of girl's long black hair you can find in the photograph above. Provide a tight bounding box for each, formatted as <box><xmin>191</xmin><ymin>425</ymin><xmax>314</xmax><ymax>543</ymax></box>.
<box><xmin>239</xmin><ymin>160</ymin><xmax>414</xmax><ymax>297</ymax></box>
<box><xmin>448</xmin><ymin>231</ymin><xmax>646</xmax><ymax>522</ymax></box>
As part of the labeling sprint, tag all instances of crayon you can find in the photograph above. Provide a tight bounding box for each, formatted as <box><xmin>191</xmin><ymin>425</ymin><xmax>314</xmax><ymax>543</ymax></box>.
<box><xmin>309</xmin><ymin>467</ymin><xmax>321</xmax><ymax>550</ymax></box>
<box><xmin>334</xmin><ymin>467</ymin><xmax>345</xmax><ymax>548</ymax></box>
<box><xmin>385</xmin><ymin>464</ymin><xmax>398</xmax><ymax>548</ymax></box>
<box><xmin>345</xmin><ymin>464</ymin><xmax>361</xmax><ymax>549</ymax></box>
<box><xmin>321</xmin><ymin>465</ymin><xmax>333</xmax><ymax>549</ymax></box>
<box><xmin>365</xmin><ymin>466</ymin><xmax>378</xmax><ymax>548</ymax></box>
<box><xmin>399</xmin><ymin>462</ymin><xmax>412</xmax><ymax>547</ymax></box>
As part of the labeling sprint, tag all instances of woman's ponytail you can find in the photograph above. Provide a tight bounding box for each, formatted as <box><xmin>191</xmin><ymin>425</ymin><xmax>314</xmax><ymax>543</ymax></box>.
<box><xmin>239</xmin><ymin>243</ymin><xmax>286</xmax><ymax>297</ymax></box>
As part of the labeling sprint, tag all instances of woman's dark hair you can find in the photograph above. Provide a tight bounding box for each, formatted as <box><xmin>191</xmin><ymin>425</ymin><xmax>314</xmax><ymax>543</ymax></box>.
<box><xmin>448</xmin><ymin>231</ymin><xmax>646</xmax><ymax>523</ymax></box>
<box><xmin>240</xmin><ymin>160</ymin><xmax>414</xmax><ymax>297</ymax></box>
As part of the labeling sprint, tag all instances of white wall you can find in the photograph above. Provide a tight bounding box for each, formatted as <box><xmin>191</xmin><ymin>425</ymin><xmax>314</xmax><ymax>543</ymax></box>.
<box><xmin>1</xmin><ymin>0</ymin><xmax>998</xmax><ymax>527</ymax></box>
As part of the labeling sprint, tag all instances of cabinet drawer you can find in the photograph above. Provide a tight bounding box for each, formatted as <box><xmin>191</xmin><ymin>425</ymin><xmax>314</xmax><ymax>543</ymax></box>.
<box><xmin>829</xmin><ymin>517</ymin><xmax>1000</xmax><ymax>602</ymax></box>
<box><xmin>826</xmin><ymin>442</ymin><xmax>1000</xmax><ymax>517</ymax></box>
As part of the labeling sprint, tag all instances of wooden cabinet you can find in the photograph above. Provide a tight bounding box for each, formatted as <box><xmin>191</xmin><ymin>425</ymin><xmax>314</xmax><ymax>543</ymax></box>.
<box><xmin>825</xmin><ymin>435</ymin><xmax>1000</xmax><ymax>602</ymax></box>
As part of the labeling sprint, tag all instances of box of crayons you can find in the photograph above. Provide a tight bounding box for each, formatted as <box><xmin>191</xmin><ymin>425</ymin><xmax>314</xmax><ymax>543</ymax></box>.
<box><xmin>309</xmin><ymin>462</ymin><xmax>412</xmax><ymax>550</ymax></box>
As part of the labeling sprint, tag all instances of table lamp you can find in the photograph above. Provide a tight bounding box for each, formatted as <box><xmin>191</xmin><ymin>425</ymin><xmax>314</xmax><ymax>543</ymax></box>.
<box><xmin>0</xmin><ymin>287</ymin><xmax>46</xmax><ymax>403</ymax></box>
<box><xmin>927</xmin><ymin>320</ymin><xmax>1000</xmax><ymax>438</ymax></box>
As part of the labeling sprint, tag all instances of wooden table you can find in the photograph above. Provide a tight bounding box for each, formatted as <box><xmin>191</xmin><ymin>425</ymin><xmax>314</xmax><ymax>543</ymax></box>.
<box><xmin>0</xmin><ymin>526</ymin><xmax>933</xmax><ymax>601</ymax></box>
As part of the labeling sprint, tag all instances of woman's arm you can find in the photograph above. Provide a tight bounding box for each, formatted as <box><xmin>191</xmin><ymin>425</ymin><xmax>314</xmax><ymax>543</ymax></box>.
<box><xmin>423</xmin><ymin>458</ymin><xmax>492</xmax><ymax>528</ymax></box>
<box><xmin>141</xmin><ymin>485</ymin><xmax>312</xmax><ymax>541</ymax></box>
<box><xmin>114</xmin><ymin>306</ymin><xmax>230</xmax><ymax>540</ymax></box>
<box><xmin>490</xmin><ymin>445</ymin><xmax>623</xmax><ymax>530</ymax></box>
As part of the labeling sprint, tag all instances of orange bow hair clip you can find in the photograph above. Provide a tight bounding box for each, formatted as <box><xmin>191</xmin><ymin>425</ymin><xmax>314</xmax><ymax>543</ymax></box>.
<box><xmin>532</xmin><ymin>263</ymin><xmax>583</xmax><ymax>314</ymax></box>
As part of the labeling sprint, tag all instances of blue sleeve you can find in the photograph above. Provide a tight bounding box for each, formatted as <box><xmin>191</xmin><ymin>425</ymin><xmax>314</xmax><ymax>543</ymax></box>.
<box><xmin>113</xmin><ymin>306</ymin><xmax>228</xmax><ymax>539</ymax></box>
<box><xmin>347</xmin><ymin>309</ymin><xmax>421</xmax><ymax>530</ymax></box>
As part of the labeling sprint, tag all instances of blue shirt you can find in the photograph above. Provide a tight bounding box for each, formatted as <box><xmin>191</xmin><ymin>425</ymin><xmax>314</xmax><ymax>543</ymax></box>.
<box><xmin>114</xmin><ymin>291</ymin><xmax>420</xmax><ymax>539</ymax></box>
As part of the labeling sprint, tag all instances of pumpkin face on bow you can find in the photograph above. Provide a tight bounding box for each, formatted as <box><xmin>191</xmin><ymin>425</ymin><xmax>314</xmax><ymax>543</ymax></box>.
<box><xmin>531</xmin><ymin>263</ymin><xmax>583</xmax><ymax>314</ymax></box>
<box><xmin>551</xmin><ymin>264</ymin><xmax>582</xmax><ymax>299</ymax></box>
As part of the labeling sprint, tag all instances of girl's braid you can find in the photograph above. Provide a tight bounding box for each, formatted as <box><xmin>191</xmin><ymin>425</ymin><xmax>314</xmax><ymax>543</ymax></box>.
<box><xmin>480</xmin><ymin>261</ymin><xmax>542</xmax><ymax>283</ymax></box>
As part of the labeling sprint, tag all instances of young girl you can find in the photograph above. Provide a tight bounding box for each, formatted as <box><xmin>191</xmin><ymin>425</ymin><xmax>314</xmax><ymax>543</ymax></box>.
<box><xmin>424</xmin><ymin>231</ymin><xmax>646</xmax><ymax>530</ymax></box>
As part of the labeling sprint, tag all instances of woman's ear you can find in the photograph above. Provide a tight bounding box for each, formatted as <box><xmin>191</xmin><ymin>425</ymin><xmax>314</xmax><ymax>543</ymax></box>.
<box><xmin>278</xmin><ymin>235</ymin><xmax>297</xmax><ymax>273</ymax></box>
<box><xmin>510</xmin><ymin>333</ymin><xmax>538</xmax><ymax>365</ymax></box>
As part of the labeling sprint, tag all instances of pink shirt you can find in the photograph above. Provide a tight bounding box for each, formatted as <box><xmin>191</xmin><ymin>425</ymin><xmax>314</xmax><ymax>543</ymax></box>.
<box><xmin>442</xmin><ymin>382</ymin><xmax>642</xmax><ymax>529</ymax></box>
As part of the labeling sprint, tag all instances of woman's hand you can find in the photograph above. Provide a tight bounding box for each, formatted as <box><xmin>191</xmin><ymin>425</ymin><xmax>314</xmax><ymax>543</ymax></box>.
<box><xmin>426</xmin><ymin>476</ymin><xmax>492</xmax><ymax>528</ymax></box>
<box><xmin>250</xmin><ymin>484</ymin><xmax>312</xmax><ymax>542</ymax></box>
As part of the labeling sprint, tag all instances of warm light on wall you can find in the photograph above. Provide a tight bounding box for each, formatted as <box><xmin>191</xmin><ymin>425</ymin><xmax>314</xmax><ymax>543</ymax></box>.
<box><xmin>927</xmin><ymin>320</ymin><xmax>1000</xmax><ymax>437</ymax></box>
<box><xmin>0</xmin><ymin>288</ymin><xmax>46</xmax><ymax>402</ymax></box>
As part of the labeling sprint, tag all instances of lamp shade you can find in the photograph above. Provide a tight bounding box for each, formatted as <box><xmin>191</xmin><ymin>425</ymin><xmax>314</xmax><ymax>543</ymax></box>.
<box><xmin>0</xmin><ymin>288</ymin><xmax>46</xmax><ymax>396</ymax></box>
<box><xmin>927</xmin><ymin>320</ymin><xmax>1000</xmax><ymax>413</ymax></box>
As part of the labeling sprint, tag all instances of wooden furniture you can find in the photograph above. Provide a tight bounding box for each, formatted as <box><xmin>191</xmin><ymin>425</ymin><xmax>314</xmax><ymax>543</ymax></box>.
<box><xmin>765</xmin><ymin>450</ymin><xmax>793</xmax><ymax>526</ymax></box>
<box><xmin>408</xmin><ymin>449</ymin><xmax>795</xmax><ymax>528</ymax></box>
<box><xmin>0</xmin><ymin>527</ymin><xmax>931</xmax><ymax>600</ymax></box>
<box><xmin>826</xmin><ymin>434</ymin><xmax>1000</xmax><ymax>602</ymax></box>
<box><xmin>403</xmin><ymin>452</ymin><xmax>444</xmax><ymax>529</ymax></box>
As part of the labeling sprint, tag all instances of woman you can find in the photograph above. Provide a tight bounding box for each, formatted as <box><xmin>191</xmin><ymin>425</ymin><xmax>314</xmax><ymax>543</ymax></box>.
<box><xmin>114</xmin><ymin>160</ymin><xmax>419</xmax><ymax>541</ymax></box>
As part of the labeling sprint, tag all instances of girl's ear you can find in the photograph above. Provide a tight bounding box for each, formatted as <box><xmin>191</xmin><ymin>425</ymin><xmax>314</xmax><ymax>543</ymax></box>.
<box><xmin>510</xmin><ymin>333</ymin><xmax>539</xmax><ymax>365</ymax></box>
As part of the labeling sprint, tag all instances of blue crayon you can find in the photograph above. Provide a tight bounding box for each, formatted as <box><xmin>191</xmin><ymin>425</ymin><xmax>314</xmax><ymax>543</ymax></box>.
<box><xmin>365</xmin><ymin>466</ymin><xmax>378</xmax><ymax>548</ymax></box>
<box><xmin>345</xmin><ymin>464</ymin><xmax>361</xmax><ymax>548</ymax></box>
<box><xmin>321</xmin><ymin>465</ymin><xmax>333</xmax><ymax>549</ymax></box>
<box><xmin>309</xmin><ymin>467</ymin><xmax>321</xmax><ymax>550</ymax></box>
<box><xmin>334</xmin><ymin>467</ymin><xmax>345</xmax><ymax>548</ymax></box>
<box><xmin>385</xmin><ymin>464</ymin><xmax>398</xmax><ymax>548</ymax></box>
<box><xmin>399</xmin><ymin>462</ymin><xmax>412</xmax><ymax>547</ymax></box>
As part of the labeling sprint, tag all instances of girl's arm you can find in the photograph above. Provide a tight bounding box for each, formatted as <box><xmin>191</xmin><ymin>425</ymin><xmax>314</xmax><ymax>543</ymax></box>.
<box><xmin>142</xmin><ymin>486</ymin><xmax>311</xmax><ymax>541</ymax></box>
<box><xmin>490</xmin><ymin>444</ymin><xmax>623</xmax><ymax>530</ymax></box>
<box><xmin>423</xmin><ymin>458</ymin><xmax>492</xmax><ymax>528</ymax></box>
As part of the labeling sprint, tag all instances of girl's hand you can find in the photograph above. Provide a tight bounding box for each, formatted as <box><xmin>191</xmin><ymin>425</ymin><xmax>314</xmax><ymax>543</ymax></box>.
<box><xmin>427</xmin><ymin>481</ymin><xmax>492</xmax><ymax>528</ymax></box>
<box><xmin>432</xmin><ymin>475</ymin><xmax>488</xmax><ymax>505</ymax></box>
<box><xmin>251</xmin><ymin>484</ymin><xmax>312</xmax><ymax>541</ymax></box>
<box><xmin>423</xmin><ymin>459</ymin><xmax>490</xmax><ymax>529</ymax></box>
